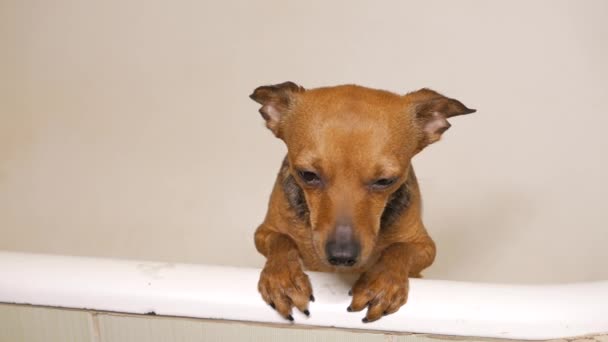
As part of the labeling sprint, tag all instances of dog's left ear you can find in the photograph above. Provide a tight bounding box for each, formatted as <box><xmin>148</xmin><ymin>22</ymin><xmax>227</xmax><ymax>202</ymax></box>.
<box><xmin>405</xmin><ymin>88</ymin><xmax>476</xmax><ymax>147</ymax></box>
<box><xmin>249</xmin><ymin>81</ymin><xmax>305</xmax><ymax>138</ymax></box>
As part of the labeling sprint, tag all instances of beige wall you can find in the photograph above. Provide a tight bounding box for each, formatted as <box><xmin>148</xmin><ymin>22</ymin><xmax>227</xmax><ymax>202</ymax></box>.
<box><xmin>1</xmin><ymin>0</ymin><xmax>607</xmax><ymax>283</ymax></box>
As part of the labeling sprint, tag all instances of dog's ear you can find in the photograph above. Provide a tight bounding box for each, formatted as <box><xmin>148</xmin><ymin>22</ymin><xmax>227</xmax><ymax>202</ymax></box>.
<box><xmin>249</xmin><ymin>81</ymin><xmax>305</xmax><ymax>137</ymax></box>
<box><xmin>405</xmin><ymin>88</ymin><xmax>476</xmax><ymax>147</ymax></box>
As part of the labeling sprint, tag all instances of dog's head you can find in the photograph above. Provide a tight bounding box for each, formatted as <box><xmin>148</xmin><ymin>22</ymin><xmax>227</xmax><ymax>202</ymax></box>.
<box><xmin>250</xmin><ymin>82</ymin><xmax>475</xmax><ymax>268</ymax></box>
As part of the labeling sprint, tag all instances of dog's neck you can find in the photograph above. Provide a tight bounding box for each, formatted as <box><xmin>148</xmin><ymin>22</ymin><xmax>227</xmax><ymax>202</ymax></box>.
<box><xmin>379</xmin><ymin>181</ymin><xmax>411</xmax><ymax>230</ymax></box>
<box><xmin>282</xmin><ymin>171</ymin><xmax>310</xmax><ymax>225</ymax></box>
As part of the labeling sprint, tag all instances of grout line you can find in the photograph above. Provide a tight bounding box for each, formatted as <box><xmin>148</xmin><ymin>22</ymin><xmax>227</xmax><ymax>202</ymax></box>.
<box><xmin>88</xmin><ymin>311</ymin><xmax>101</xmax><ymax>342</ymax></box>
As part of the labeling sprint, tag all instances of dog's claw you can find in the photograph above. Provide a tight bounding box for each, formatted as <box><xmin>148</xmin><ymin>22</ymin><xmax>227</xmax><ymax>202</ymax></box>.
<box><xmin>310</xmin><ymin>294</ymin><xmax>315</xmax><ymax>302</ymax></box>
<box><xmin>287</xmin><ymin>314</ymin><xmax>294</xmax><ymax>322</ymax></box>
<box><xmin>303</xmin><ymin>309</ymin><xmax>310</xmax><ymax>316</ymax></box>
<box><xmin>346</xmin><ymin>306</ymin><xmax>352</xmax><ymax>312</ymax></box>
<box><xmin>348</xmin><ymin>289</ymin><xmax>352</xmax><ymax>296</ymax></box>
<box><xmin>269</xmin><ymin>302</ymin><xmax>275</xmax><ymax>309</ymax></box>
<box><xmin>362</xmin><ymin>317</ymin><xmax>369</xmax><ymax>323</ymax></box>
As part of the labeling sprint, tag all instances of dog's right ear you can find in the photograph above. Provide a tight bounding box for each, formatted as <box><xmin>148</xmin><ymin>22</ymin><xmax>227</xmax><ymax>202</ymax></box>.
<box><xmin>249</xmin><ymin>81</ymin><xmax>305</xmax><ymax>137</ymax></box>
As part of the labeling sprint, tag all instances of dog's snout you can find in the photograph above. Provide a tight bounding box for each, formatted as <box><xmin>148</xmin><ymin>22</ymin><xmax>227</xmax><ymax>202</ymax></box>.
<box><xmin>325</xmin><ymin>224</ymin><xmax>360</xmax><ymax>267</ymax></box>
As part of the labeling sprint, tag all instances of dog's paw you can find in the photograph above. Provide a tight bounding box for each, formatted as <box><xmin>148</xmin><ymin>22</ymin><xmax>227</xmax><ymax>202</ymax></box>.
<box><xmin>348</xmin><ymin>266</ymin><xmax>409</xmax><ymax>322</ymax></box>
<box><xmin>258</xmin><ymin>250</ymin><xmax>313</xmax><ymax>321</ymax></box>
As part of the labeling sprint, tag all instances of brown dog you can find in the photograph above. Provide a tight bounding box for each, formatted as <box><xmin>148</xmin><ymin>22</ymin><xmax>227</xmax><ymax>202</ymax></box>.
<box><xmin>249</xmin><ymin>82</ymin><xmax>475</xmax><ymax>323</ymax></box>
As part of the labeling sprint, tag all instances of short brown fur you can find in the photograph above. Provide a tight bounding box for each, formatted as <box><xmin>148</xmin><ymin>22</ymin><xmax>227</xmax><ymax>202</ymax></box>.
<box><xmin>250</xmin><ymin>83</ymin><xmax>475</xmax><ymax>323</ymax></box>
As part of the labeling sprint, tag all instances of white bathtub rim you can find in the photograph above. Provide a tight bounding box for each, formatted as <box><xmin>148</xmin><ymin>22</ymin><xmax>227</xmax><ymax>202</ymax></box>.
<box><xmin>1</xmin><ymin>251</ymin><xmax>607</xmax><ymax>340</ymax></box>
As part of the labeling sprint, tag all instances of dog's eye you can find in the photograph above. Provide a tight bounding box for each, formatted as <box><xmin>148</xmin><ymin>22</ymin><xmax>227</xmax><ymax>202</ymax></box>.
<box><xmin>298</xmin><ymin>170</ymin><xmax>321</xmax><ymax>186</ymax></box>
<box><xmin>370</xmin><ymin>178</ymin><xmax>397</xmax><ymax>190</ymax></box>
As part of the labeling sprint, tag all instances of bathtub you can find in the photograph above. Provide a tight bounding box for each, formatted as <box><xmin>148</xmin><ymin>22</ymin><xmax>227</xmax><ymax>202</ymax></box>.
<box><xmin>1</xmin><ymin>251</ymin><xmax>606</xmax><ymax>341</ymax></box>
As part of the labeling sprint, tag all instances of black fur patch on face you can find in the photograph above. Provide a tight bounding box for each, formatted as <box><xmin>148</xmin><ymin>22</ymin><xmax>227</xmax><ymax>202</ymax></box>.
<box><xmin>380</xmin><ymin>183</ymin><xmax>410</xmax><ymax>230</ymax></box>
<box><xmin>281</xmin><ymin>159</ymin><xmax>310</xmax><ymax>224</ymax></box>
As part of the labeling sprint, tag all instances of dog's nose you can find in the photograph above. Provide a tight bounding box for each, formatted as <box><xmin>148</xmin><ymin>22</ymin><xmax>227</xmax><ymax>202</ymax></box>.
<box><xmin>325</xmin><ymin>224</ymin><xmax>360</xmax><ymax>267</ymax></box>
<box><xmin>326</xmin><ymin>242</ymin><xmax>359</xmax><ymax>266</ymax></box>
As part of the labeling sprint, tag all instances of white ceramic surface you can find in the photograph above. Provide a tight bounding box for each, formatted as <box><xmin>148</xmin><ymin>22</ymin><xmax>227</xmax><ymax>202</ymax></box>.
<box><xmin>0</xmin><ymin>251</ymin><xmax>606</xmax><ymax>340</ymax></box>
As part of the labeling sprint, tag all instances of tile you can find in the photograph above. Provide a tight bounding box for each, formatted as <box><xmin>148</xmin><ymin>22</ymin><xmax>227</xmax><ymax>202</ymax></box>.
<box><xmin>389</xmin><ymin>333</ymin><xmax>542</xmax><ymax>342</ymax></box>
<box><xmin>98</xmin><ymin>313</ymin><xmax>386</xmax><ymax>342</ymax></box>
<box><xmin>386</xmin><ymin>334</ymin><xmax>444</xmax><ymax>342</ymax></box>
<box><xmin>98</xmin><ymin>314</ymin><xmax>203</xmax><ymax>342</ymax></box>
<box><xmin>202</xmin><ymin>324</ymin><xmax>385</xmax><ymax>342</ymax></box>
<box><xmin>0</xmin><ymin>304</ymin><xmax>92</xmax><ymax>342</ymax></box>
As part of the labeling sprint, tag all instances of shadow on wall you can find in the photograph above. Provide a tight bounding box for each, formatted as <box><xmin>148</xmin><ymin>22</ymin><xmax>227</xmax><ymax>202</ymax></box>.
<box><xmin>424</xmin><ymin>187</ymin><xmax>537</xmax><ymax>282</ymax></box>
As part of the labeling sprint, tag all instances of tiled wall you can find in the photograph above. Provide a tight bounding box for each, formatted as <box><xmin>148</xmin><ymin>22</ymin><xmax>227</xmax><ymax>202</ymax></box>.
<box><xmin>0</xmin><ymin>304</ymin><xmax>605</xmax><ymax>342</ymax></box>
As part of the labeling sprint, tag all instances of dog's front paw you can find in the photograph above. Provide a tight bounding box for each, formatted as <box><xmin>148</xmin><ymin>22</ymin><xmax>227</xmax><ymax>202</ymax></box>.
<box><xmin>348</xmin><ymin>266</ymin><xmax>409</xmax><ymax>322</ymax></box>
<box><xmin>258</xmin><ymin>250</ymin><xmax>313</xmax><ymax>321</ymax></box>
